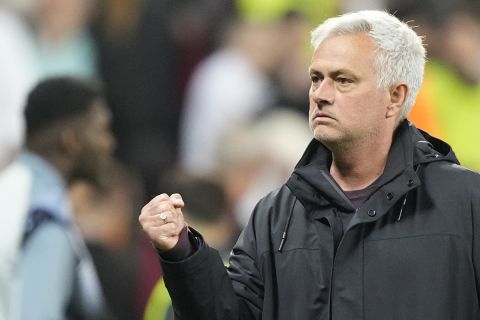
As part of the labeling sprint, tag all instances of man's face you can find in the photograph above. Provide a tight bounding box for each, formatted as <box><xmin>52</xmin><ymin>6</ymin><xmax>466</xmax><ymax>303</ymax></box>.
<box><xmin>69</xmin><ymin>100</ymin><xmax>115</xmax><ymax>185</ymax></box>
<box><xmin>308</xmin><ymin>33</ymin><xmax>391</xmax><ymax>149</ymax></box>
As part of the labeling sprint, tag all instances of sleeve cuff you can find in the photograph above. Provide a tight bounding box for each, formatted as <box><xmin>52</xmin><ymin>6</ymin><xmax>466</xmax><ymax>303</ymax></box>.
<box><xmin>157</xmin><ymin>226</ymin><xmax>197</xmax><ymax>261</ymax></box>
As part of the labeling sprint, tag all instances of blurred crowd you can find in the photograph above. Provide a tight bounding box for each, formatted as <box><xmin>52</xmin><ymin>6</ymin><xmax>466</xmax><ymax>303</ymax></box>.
<box><xmin>0</xmin><ymin>0</ymin><xmax>478</xmax><ymax>319</ymax></box>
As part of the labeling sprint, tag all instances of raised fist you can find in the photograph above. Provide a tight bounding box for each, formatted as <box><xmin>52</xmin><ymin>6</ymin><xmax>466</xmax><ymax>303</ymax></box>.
<box><xmin>139</xmin><ymin>193</ymin><xmax>186</xmax><ymax>250</ymax></box>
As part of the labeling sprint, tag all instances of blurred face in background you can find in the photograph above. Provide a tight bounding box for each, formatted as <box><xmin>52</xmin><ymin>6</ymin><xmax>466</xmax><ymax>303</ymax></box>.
<box><xmin>68</xmin><ymin>100</ymin><xmax>116</xmax><ymax>186</ymax></box>
<box><xmin>34</xmin><ymin>0</ymin><xmax>94</xmax><ymax>41</ymax></box>
<box><xmin>442</xmin><ymin>12</ymin><xmax>480</xmax><ymax>84</ymax></box>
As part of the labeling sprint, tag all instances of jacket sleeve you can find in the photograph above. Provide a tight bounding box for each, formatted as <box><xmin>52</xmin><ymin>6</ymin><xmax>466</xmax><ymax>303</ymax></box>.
<box><xmin>160</xmin><ymin>217</ymin><xmax>264</xmax><ymax>320</ymax></box>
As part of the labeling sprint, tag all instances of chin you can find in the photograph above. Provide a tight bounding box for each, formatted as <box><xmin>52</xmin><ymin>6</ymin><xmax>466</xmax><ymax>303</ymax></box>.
<box><xmin>314</xmin><ymin>130</ymin><xmax>352</xmax><ymax>150</ymax></box>
<box><xmin>314</xmin><ymin>133</ymin><xmax>335</xmax><ymax>147</ymax></box>
<box><xmin>314</xmin><ymin>128</ymin><xmax>335</xmax><ymax>143</ymax></box>
<box><xmin>70</xmin><ymin>154</ymin><xmax>112</xmax><ymax>187</ymax></box>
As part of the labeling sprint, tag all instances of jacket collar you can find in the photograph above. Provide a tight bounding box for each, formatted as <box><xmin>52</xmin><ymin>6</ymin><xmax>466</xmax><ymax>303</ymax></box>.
<box><xmin>286</xmin><ymin>121</ymin><xmax>459</xmax><ymax>222</ymax></box>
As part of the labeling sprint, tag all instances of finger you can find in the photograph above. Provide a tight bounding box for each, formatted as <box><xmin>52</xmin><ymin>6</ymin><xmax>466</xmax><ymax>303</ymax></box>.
<box><xmin>153</xmin><ymin>202</ymin><xmax>175</xmax><ymax>215</ymax></box>
<box><xmin>153</xmin><ymin>193</ymin><xmax>171</xmax><ymax>201</ymax></box>
<box><xmin>150</xmin><ymin>217</ymin><xmax>185</xmax><ymax>240</ymax></box>
<box><xmin>141</xmin><ymin>201</ymin><xmax>173</xmax><ymax>225</ymax></box>
<box><xmin>142</xmin><ymin>212</ymin><xmax>175</xmax><ymax>232</ymax></box>
<box><xmin>140</xmin><ymin>206</ymin><xmax>170</xmax><ymax>227</ymax></box>
<box><xmin>156</xmin><ymin>207</ymin><xmax>182</xmax><ymax>226</ymax></box>
<box><xmin>170</xmin><ymin>194</ymin><xmax>185</xmax><ymax>221</ymax></box>
<box><xmin>146</xmin><ymin>193</ymin><xmax>170</xmax><ymax>208</ymax></box>
<box><xmin>170</xmin><ymin>193</ymin><xmax>185</xmax><ymax>208</ymax></box>
<box><xmin>142</xmin><ymin>194</ymin><xmax>171</xmax><ymax>215</ymax></box>
<box><xmin>158</xmin><ymin>211</ymin><xmax>169</xmax><ymax>223</ymax></box>
<box><xmin>148</xmin><ymin>223</ymin><xmax>183</xmax><ymax>247</ymax></box>
<box><xmin>140</xmin><ymin>209</ymin><xmax>186</xmax><ymax>250</ymax></box>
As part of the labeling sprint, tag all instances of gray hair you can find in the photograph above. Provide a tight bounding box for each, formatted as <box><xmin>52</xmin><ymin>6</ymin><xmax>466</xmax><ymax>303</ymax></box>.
<box><xmin>311</xmin><ymin>10</ymin><xmax>426</xmax><ymax>119</ymax></box>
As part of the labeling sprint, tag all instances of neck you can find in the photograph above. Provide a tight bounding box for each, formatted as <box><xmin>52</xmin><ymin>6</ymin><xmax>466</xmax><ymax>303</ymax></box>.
<box><xmin>329</xmin><ymin>133</ymin><xmax>393</xmax><ymax>191</ymax></box>
<box><xmin>29</xmin><ymin>147</ymin><xmax>72</xmax><ymax>183</ymax></box>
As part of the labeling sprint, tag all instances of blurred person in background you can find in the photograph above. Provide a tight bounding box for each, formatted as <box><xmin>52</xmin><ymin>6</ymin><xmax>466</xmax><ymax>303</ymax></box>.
<box><xmin>0</xmin><ymin>2</ymin><xmax>36</xmax><ymax>318</ymax></box>
<box><xmin>143</xmin><ymin>172</ymin><xmax>237</xmax><ymax>320</ymax></box>
<box><xmin>216</xmin><ymin>108</ymin><xmax>312</xmax><ymax>228</ymax></box>
<box><xmin>26</xmin><ymin>0</ymin><xmax>98</xmax><ymax>80</ymax></box>
<box><xmin>92</xmin><ymin>0</ymin><xmax>236</xmax><ymax>201</ymax></box>
<box><xmin>235</xmin><ymin>0</ymin><xmax>338</xmax><ymax>115</ymax></box>
<box><xmin>140</xmin><ymin>10</ymin><xmax>480</xmax><ymax>319</ymax></box>
<box><xmin>236</xmin><ymin>0</ymin><xmax>337</xmax><ymax>26</ymax></box>
<box><xmin>269</xmin><ymin>11</ymin><xmax>313</xmax><ymax>116</ymax></box>
<box><xmin>0</xmin><ymin>1</ymin><xmax>36</xmax><ymax>169</ymax></box>
<box><xmin>179</xmin><ymin>13</ymin><xmax>311</xmax><ymax>177</ymax></box>
<box><xmin>389</xmin><ymin>0</ymin><xmax>480</xmax><ymax>171</ymax></box>
<box><xmin>178</xmin><ymin>18</ymin><xmax>277</xmax><ymax>176</ymax></box>
<box><xmin>338</xmin><ymin>0</ymin><xmax>386</xmax><ymax>12</ymax></box>
<box><xmin>16</xmin><ymin>76</ymin><xmax>115</xmax><ymax>319</ymax></box>
<box><xmin>70</xmin><ymin>160</ymin><xmax>144</xmax><ymax>320</ymax></box>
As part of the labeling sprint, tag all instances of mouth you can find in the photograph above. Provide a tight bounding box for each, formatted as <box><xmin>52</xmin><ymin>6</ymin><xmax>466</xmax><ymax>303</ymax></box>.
<box><xmin>312</xmin><ymin>112</ymin><xmax>334</xmax><ymax>121</ymax></box>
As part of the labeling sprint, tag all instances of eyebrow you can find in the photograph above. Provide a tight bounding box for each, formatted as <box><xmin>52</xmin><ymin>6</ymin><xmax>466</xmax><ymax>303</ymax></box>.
<box><xmin>309</xmin><ymin>68</ymin><xmax>358</xmax><ymax>80</ymax></box>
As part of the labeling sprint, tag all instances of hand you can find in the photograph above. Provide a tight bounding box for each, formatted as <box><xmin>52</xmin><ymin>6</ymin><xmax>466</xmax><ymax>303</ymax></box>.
<box><xmin>139</xmin><ymin>193</ymin><xmax>186</xmax><ymax>250</ymax></box>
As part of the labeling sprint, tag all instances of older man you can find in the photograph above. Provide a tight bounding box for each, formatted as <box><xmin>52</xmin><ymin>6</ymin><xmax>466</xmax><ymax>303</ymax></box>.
<box><xmin>140</xmin><ymin>11</ymin><xmax>480</xmax><ymax>320</ymax></box>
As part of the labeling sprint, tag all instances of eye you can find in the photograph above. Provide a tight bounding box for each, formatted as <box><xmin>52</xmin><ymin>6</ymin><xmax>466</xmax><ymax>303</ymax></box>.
<box><xmin>336</xmin><ymin>77</ymin><xmax>353</xmax><ymax>85</ymax></box>
<box><xmin>310</xmin><ymin>74</ymin><xmax>322</xmax><ymax>84</ymax></box>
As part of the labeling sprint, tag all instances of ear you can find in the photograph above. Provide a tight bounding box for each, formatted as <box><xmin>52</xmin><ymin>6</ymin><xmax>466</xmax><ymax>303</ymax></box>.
<box><xmin>59</xmin><ymin>127</ymin><xmax>82</xmax><ymax>158</ymax></box>
<box><xmin>386</xmin><ymin>83</ymin><xmax>408</xmax><ymax>119</ymax></box>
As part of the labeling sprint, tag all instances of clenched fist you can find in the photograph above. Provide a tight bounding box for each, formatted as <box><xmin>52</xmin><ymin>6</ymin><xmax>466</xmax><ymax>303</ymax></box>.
<box><xmin>139</xmin><ymin>193</ymin><xmax>186</xmax><ymax>250</ymax></box>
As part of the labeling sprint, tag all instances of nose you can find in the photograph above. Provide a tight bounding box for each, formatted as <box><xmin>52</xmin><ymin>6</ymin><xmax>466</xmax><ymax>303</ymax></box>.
<box><xmin>310</xmin><ymin>78</ymin><xmax>335</xmax><ymax>105</ymax></box>
<box><xmin>104</xmin><ymin>131</ymin><xmax>116</xmax><ymax>154</ymax></box>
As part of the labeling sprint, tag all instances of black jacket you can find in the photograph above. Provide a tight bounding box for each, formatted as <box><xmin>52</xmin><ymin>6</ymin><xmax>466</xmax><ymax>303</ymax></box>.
<box><xmin>160</xmin><ymin>121</ymin><xmax>480</xmax><ymax>320</ymax></box>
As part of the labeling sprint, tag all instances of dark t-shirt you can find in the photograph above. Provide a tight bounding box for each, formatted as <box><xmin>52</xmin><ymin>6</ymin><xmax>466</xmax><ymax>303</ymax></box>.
<box><xmin>340</xmin><ymin>180</ymin><xmax>380</xmax><ymax>232</ymax></box>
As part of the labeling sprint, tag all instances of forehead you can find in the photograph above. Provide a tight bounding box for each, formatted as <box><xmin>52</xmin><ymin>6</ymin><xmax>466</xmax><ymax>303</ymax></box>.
<box><xmin>310</xmin><ymin>33</ymin><xmax>377</xmax><ymax>74</ymax></box>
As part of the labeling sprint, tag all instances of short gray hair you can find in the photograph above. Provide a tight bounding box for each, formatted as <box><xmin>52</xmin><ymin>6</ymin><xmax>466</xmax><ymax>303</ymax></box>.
<box><xmin>311</xmin><ymin>10</ymin><xmax>426</xmax><ymax>119</ymax></box>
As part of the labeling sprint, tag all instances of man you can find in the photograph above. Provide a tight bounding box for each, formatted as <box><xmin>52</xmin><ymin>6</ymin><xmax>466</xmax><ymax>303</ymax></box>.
<box><xmin>139</xmin><ymin>11</ymin><xmax>480</xmax><ymax>319</ymax></box>
<box><xmin>17</xmin><ymin>77</ymin><xmax>115</xmax><ymax>319</ymax></box>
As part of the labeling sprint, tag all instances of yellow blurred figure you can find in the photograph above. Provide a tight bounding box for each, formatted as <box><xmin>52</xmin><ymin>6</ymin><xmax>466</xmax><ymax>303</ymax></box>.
<box><xmin>236</xmin><ymin>0</ymin><xmax>338</xmax><ymax>25</ymax></box>
<box><xmin>410</xmin><ymin>61</ymin><xmax>480</xmax><ymax>172</ymax></box>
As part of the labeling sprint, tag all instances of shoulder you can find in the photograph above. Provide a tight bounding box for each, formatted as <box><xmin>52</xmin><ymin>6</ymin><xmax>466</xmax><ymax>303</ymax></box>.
<box><xmin>427</xmin><ymin>161</ymin><xmax>480</xmax><ymax>182</ymax></box>
<box><xmin>23</xmin><ymin>222</ymin><xmax>76</xmax><ymax>266</ymax></box>
<box><xmin>232</xmin><ymin>185</ymin><xmax>300</xmax><ymax>259</ymax></box>
<box><xmin>246</xmin><ymin>185</ymin><xmax>302</xmax><ymax>239</ymax></box>
<box><xmin>253</xmin><ymin>186</ymin><xmax>298</xmax><ymax>219</ymax></box>
<box><xmin>422</xmin><ymin>161</ymin><xmax>480</xmax><ymax>197</ymax></box>
<box><xmin>19</xmin><ymin>222</ymin><xmax>78</xmax><ymax>319</ymax></box>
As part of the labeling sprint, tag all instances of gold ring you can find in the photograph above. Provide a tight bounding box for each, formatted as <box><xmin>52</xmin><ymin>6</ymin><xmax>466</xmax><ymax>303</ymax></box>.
<box><xmin>159</xmin><ymin>212</ymin><xmax>168</xmax><ymax>221</ymax></box>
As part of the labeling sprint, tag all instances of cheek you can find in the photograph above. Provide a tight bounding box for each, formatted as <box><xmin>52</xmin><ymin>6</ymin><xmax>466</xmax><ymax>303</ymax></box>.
<box><xmin>308</xmin><ymin>103</ymin><xmax>316</xmax><ymax>129</ymax></box>
<box><xmin>87</xmin><ymin>127</ymin><xmax>115</xmax><ymax>155</ymax></box>
<box><xmin>308</xmin><ymin>89</ymin><xmax>317</xmax><ymax>114</ymax></box>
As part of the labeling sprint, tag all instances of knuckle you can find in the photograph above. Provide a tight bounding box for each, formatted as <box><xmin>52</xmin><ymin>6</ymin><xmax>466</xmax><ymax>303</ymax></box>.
<box><xmin>138</xmin><ymin>211</ymin><xmax>147</xmax><ymax>223</ymax></box>
<box><xmin>156</xmin><ymin>203</ymin><xmax>171</xmax><ymax>212</ymax></box>
<box><xmin>156</xmin><ymin>193</ymin><xmax>170</xmax><ymax>201</ymax></box>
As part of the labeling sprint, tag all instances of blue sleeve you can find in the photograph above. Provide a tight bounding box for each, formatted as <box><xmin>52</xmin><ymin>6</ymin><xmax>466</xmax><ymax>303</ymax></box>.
<box><xmin>19</xmin><ymin>223</ymin><xmax>76</xmax><ymax>320</ymax></box>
